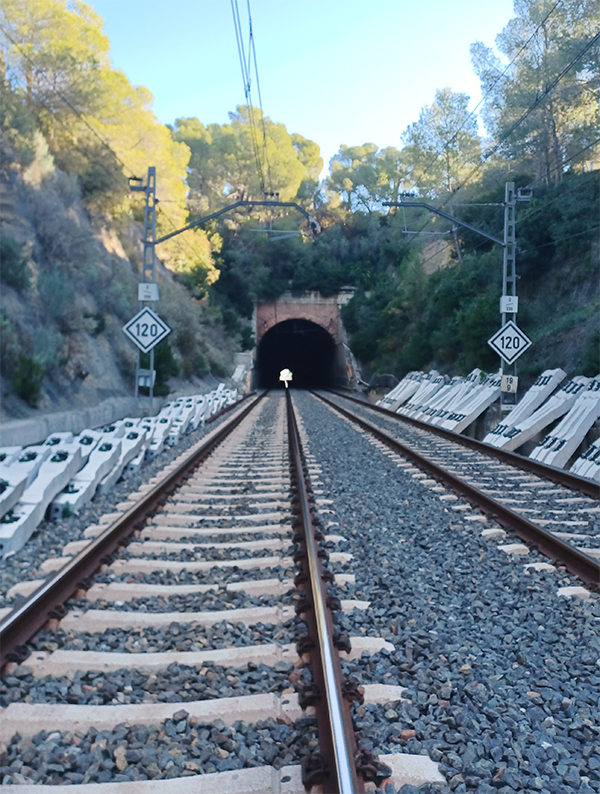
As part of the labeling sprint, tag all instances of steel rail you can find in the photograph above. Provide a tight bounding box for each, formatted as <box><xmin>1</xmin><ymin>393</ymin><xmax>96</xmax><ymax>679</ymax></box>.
<box><xmin>314</xmin><ymin>391</ymin><xmax>600</xmax><ymax>589</ymax></box>
<box><xmin>285</xmin><ymin>391</ymin><xmax>362</xmax><ymax>793</ymax></box>
<box><xmin>0</xmin><ymin>392</ymin><xmax>264</xmax><ymax>668</ymax></box>
<box><xmin>328</xmin><ymin>390</ymin><xmax>600</xmax><ymax>500</ymax></box>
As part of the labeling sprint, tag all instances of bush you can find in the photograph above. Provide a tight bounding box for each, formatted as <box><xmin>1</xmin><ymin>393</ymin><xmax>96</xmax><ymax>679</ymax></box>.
<box><xmin>240</xmin><ymin>327</ymin><xmax>255</xmax><ymax>351</ymax></box>
<box><xmin>581</xmin><ymin>332</ymin><xmax>600</xmax><ymax>377</ymax></box>
<box><xmin>139</xmin><ymin>339</ymin><xmax>179</xmax><ymax>395</ymax></box>
<box><xmin>84</xmin><ymin>312</ymin><xmax>105</xmax><ymax>336</ymax></box>
<box><xmin>13</xmin><ymin>355</ymin><xmax>43</xmax><ymax>407</ymax></box>
<box><xmin>0</xmin><ymin>237</ymin><xmax>30</xmax><ymax>290</ymax></box>
<box><xmin>37</xmin><ymin>268</ymin><xmax>85</xmax><ymax>334</ymax></box>
<box><xmin>0</xmin><ymin>316</ymin><xmax>21</xmax><ymax>376</ymax></box>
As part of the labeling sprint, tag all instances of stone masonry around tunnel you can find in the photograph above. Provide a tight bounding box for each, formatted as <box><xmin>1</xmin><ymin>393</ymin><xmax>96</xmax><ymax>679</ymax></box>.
<box><xmin>253</xmin><ymin>290</ymin><xmax>358</xmax><ymax>389</ymax></box>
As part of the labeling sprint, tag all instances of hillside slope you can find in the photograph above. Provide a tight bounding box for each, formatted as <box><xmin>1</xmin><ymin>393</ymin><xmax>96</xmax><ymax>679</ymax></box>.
<box><xmin>341</xmin><ymin>171</ymin><xmax>600</xmax><ymax>384</ymax></box>
<box><xmin>0</xmin><ymin>143</ymin><xmax>236</xmax><ymax>422</ymax></box>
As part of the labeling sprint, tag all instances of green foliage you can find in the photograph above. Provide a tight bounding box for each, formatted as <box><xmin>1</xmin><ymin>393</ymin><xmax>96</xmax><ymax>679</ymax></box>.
<box><xmin>581</xmin><ymin>332</ymin><xmax>600</xmax><ymax>377</ymax></box>
<box><xmin>92</xmin><ymin>313</ymin><xmax>106</xmax><ymax>336</ymax></box>
<box><xmin>176</xmin><ymin>328</ymin><xmax>209</xmax><ymax>380</ymax></box>
<box><xmin>339</xmin><ymin>171</ymin><xmax>598</xmax><ymax>378</ymax></box>
<box><xmin>140</xmin><ymin>339</ymin><xmax>179</xmax><ymax>396</ymax></box>
<box><xmin>240</xmin><ymin>327</ymin><xmax>255</xmax><ymax>351</ymax></box>
<box><xmin>0</xmin><ymin>236</ymin><xmax>30</xmax><ymax>290</ymax></box>
<box><xmin>13</xmin><ymin>355</ymin><xmax>43</xmax><ymax>407</ymax></box>
<box><xmin>37</xmin><ymin>268</ymin><xmax>77</xmax><ymax>331</ymax></box>
<box><xmin>0</xmin><ymin>76</ymin><xmax>37</xmax><ymax>167</ymax></box>
<box><xmin>401</xmin><ymin>88</ymin><xmax>481</xmax><ymax>196</ymax></box>
<box><xmin>0</xmin><ymin>0</ymin><xmax>217</xmax><ymax>284</ymax></box>
<box><xmin>471</xmin><ymin>0</ymin><xmax>600</xmax><ymax>183</ymax></box>
<box><xmin>1</xmin><ymin>0</ymin><xmax>597</xmax><ymax>395</ymax></box>
<box><xmin>0</xmin><ymin>315</ymin><xmax>20</xmax><ymax>377</ymax></box>
<box><xmin>171</xmin><ymin>108</ymin><xmax>323</xmax><ymax>213</ymax></box>
<box><xmin>327</xmin><ymin>143</ymin><xmax>406</xmax><ymax>211</ymax></box>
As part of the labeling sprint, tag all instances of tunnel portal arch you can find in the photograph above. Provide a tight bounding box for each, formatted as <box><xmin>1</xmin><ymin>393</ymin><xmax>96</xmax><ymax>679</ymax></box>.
<box><xmin>255</xmin><ymin>319</ymin><xmax>338</xmax><ymax>389</ymax></box>
<box><xmin>253</xmin><ymin>290</ymin><xmax>359</xmax><ymax>390</ymax></box>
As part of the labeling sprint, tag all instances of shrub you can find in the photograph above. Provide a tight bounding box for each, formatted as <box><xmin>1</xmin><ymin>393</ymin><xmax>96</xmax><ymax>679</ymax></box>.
<box><xmin>139</xmin><ymin>339</ymin><xmax>179</xmax><ymax>395</ymax></box>
<box><xmin>0</xmin><ymin>316</ymin><xmax>21</xmax><ymax>376</ymax></box>
<box><xmin>240</xmin><ymin>327</ymin><xmax>255</xmax><ymax>351</ymax></box>
<box><xmin>37</xmin><ymin>269</ymin><xmax>78</xmax><ymax>332</ymax></box>
<box><xmin>13</xmin><ymin>355</ymin><xmax>43</xmax><ymax>407</ymax></box>
<box><xmin>54</xmin><ymin>171</ymin><xmax>81</xmax><ymax>208</ymax></box>
<box><xmin>581</xmin><ymin>332</ymin><xmax>600</xmax><ymax>377</ymax></box>
<box><xmin>32</xmin><ymin>326</ymin><xmax>68</xmax><ymax>371</ymax></box>
<box><xmin>0</xmin><ymin>237</ymin><xmax>30</xmax><ymax>290</ymax></box>
<box><xmin>84</xmin><ymin>312</ymin><xmax>106</xmax><ymax>336</ymax></box>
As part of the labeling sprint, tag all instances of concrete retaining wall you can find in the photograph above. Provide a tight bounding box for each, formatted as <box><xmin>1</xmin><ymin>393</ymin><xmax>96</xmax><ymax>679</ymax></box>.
<box><xmin>0</xmin><ymin>396</ymin><xmax>165</xmax><ymax>448</ymax></box>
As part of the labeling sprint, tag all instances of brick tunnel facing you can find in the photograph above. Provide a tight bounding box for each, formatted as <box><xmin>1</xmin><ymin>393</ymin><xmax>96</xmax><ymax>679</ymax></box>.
<box><xmin>255</xmin><ymin>319</ymin><xmax>338</xmax><ymax>389</ymax></box>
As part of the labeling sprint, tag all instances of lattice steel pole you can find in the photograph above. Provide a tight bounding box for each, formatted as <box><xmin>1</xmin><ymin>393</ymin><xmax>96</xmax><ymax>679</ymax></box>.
<box><xmin>500</xmin><ymin>182</ymin><xmax>517</xmax><ymax>409</ymax></box>
<box><xmin>130</xmin><ymin>167</ymin><xmax>158</xmax><ymax>400</ymax></box>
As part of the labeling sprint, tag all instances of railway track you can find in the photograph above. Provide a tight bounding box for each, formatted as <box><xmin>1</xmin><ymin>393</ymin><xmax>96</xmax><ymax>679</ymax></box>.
<box><xmin>317</xmin><ymin>390</ymin><xmax>600</xmax><ymax>590</ymax></box>
<box><xmin>0</xmin><ymin>392</ymin><xmax>417</xmax><ymax>794</ymax></box>
<box><xmin>1</xmin><ymin>389</ymin><xmax>598</xmax><ymax>793</ymax></box>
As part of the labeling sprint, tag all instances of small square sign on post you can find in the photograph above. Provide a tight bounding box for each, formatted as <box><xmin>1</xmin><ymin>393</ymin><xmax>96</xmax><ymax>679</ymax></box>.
<box><xmin>137</xmin><ymin>368</ymin><xmax>156</xmax><ymax>389</ymax></box>
<box><xmin>488</xmin><ymin>320</ymin><xmax>532</xmax><ymax>365</ymax></box>
<box><xmin>501</xmin><ymin>374</ymin><xmax>519</xmax><ymax>393</ymax></box>
<box><xmin>138</xmin><ymin>283</ymin><xmax>159</xmax><ymax>302</ymax></box>
<box><xmin>499</xmin><ymin>295</ymin><xmax>518</xmax><ymax>314</ymax></box>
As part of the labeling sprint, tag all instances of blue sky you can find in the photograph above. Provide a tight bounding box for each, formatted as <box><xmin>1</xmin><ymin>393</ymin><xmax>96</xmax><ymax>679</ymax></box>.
<box><xmin>89</xmin><ymin>0</ymin><xmax>515</xmax><ymax>175</ymax></box>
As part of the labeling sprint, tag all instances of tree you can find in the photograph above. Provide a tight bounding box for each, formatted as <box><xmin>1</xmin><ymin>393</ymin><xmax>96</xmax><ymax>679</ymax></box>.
<box><xmin>327</xmin><ymin>143</ymin><xmax>407</xmax><ymax>211</ymax></box>
<box><xmin>292</xmin><ymin>133</ymin><xmax>324</xmax><ymax>207</ymax></box>
<box><xmin>401</xmin><ymin>87</ymin><xmax>481</xmax><ymax>197</ymax></box>
<box><xmin>171</xmin><ymin>107</ymin><xmax>322</xmax><ymax>214</ymax></box>
<box><xmin>0</xmin><ymin>0</ymin><xmax>217</xmax><ymax>283</ymax></box>
<box><xmin>0</xmin><ymin>0</ymin><xmax>110</xmax><ymax>129</ymax></box>
<box><xmin>470</xmin><ymin>0</ymin><xmax>600</xmax><ymax>184</ymax></box>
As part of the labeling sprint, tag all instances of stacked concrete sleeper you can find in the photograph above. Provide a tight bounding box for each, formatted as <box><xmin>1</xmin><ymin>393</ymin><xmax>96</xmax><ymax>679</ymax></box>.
<box><xmin>0</xmin><ymin>386</ymin><xmax>240</xmax><ymax>557</ymax></box>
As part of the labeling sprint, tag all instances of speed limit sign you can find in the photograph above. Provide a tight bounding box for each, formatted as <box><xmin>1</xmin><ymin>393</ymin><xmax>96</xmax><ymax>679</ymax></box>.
<box><xmin>488</xmin><ymin>320</ymin><xmax>532</xmax><ymax>364</ymax></box>
<box><xmin>123</xmin><ymin>307</ymin><xmax>172</xmax><ymax>353</ymax></box>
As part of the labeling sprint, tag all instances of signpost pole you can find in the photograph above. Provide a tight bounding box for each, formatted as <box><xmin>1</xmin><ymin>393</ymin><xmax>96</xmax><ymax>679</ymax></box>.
<box><xmin>501</xmin><ymin>182</ymin><xmax>517</xmax><ymax>410</ymax></box>
<box><xmin>129</xmin><ymin>167</ymin><xmax>157</xmax><ymax>402</ymax></box>
<box><xmin>143</xmin><ymin>167</ymin><xmax>157</xmax><ymax>404</ymax></box>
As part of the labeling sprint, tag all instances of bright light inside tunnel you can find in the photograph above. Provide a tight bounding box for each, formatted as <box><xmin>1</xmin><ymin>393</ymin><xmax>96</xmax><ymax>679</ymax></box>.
<box><xmin>256</xmin><ymin>319</ymin><xmax>337</xmax><ymax>389</ymax></box>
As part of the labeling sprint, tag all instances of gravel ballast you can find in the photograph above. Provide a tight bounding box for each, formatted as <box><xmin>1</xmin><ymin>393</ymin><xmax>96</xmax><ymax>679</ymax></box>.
<box><xmin>93</xmin><ymin>564</ymin><xmax>293</xmax><ymax>588</ymax></box>
<box><xmin>292</xmin><ymin>390</ymin><xmax>600</xmax><ymax>794</ymax></box>
<box><xmin>27</xmin><ymin>617</ymin><xmax>300</xmax><ymax>654</ymax></box>
<box><xmin>0</xmin><ymin>713</ymin><xmax>319</xmax><ymax>785</ymax></box>
<box><xmin>1</xmin><ymin>660</ymin><xmax>295</xmax><ymax>706</ymax></box>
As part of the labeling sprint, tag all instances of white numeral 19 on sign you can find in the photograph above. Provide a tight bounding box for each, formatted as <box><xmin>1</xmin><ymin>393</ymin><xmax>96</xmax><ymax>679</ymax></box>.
<box><xmin>501</xmin><ymin>375</ymin><xmax>518</xmax><ymax>393</ymax></box>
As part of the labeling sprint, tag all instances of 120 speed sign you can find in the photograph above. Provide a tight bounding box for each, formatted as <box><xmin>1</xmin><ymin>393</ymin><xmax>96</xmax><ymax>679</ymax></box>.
<box><xmin>487</xmin><ymin>320</ymin><xmax>532</xmax><ymax>364</ymax></box>
<box><xmin>123</xmin><ymin>307</ymin><xmax>172</xmax><ymax>353</ymax></box>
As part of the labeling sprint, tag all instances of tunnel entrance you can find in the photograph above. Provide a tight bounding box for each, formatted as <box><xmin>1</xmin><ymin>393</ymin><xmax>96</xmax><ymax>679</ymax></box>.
<box><xmin>256</xmin><ymin>319</ymin><xmax>337</xmax><ymax>389</ymax></box>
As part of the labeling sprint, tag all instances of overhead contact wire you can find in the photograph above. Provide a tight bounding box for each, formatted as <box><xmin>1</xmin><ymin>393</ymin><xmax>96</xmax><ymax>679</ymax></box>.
<box><xmin>247</xmin><ymin>0</ymin><xmax>273</xmax><ymax>193</ymax></box>
<box><xmin>231</xmin><ymin>0</ymin><xmax>266</xmax><ymax>194</ymax></box>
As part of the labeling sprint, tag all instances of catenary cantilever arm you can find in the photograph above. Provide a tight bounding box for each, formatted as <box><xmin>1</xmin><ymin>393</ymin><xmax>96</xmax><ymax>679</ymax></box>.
<box><xmin>155</xmin><ymin>200</ymin><xmax>321</xmax><ymax>244</ymax></box>
<box><xmin>383</xmin><ymin>201</ymin><xmax>504</xmax><ymax>246</ymax></box>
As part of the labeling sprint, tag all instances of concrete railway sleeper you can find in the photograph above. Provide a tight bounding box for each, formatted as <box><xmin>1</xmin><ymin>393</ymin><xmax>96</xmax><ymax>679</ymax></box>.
<box><xmin>0</xmin><ymin>393</ymin><xmax>418</xmax><ymax>794</ymax></box>
<box><xmin>314</xmin><ymin>391</ymin><xmax>600</xmax><ymax>591</ymax></box>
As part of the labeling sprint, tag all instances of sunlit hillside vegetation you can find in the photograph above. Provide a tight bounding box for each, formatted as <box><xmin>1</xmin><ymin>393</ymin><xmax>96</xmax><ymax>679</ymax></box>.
<box><xmin>1</xmin><ymin>0</ymin><xmax>598</xmax><ymax>410</ymax></box>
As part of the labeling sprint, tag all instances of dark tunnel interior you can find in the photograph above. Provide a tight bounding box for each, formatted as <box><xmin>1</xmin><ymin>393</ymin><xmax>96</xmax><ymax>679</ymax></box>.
<box><xmin>256</xmin><ymin>319</ymin><xmax>337</xmax><ymax>389</ymax></box>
